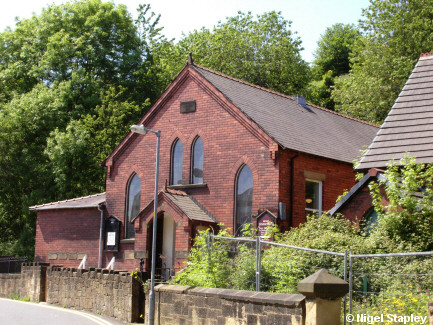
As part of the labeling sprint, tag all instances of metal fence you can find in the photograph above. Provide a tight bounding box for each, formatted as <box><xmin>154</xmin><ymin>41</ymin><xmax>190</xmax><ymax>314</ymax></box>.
<box><xmin>0</xmin><ymin>256</ymin><xmax>28</xmax><ymax>273</ymax></box>
<box><xmin>348</xmin><ymin>251</ymin><xmax>433</xmax><ymax>323</ymax></box>
<box><xmin>208</xmin><ymin>234</ymin><xmax>433</xmax><ymax>325</ymax></box>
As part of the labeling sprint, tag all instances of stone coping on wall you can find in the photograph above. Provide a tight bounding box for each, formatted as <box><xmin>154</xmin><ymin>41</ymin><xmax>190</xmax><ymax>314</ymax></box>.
<box><xmin>154</xmin><ymin>284</ymin><xmax>305</xmax><ymax>307</ymax></box>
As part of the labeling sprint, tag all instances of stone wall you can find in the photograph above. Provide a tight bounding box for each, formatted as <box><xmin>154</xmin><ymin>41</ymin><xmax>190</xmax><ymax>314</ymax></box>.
<box><xmin>0</xmin><ymin>263</ymin><xmax>48</xmax><ymax>301</ymax></box>
<box><xmin>146</xmin><ymin>284</ymin><xmax>305</xmax><ymax>325</ymax></box>
<box><xmin>0</xmin><ymin>273</ymin><xmax>21</xmax><ymax>298</ymax></box>
<box><xmin>46</xmin><ymin>266</ymin><xmax>140</xmax><ymax>323</ymax></box>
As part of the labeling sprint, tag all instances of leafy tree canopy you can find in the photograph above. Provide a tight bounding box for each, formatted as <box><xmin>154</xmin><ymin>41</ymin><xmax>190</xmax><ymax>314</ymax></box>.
<box><xmin>0</xmin><ymin>0</ymin><xmax>165</xmax><ymax>257</ymax></box>
<box><xmin>154</xmin><ymin>11</ymin><xmax>311</xmax><ymax>96</ymax></box>
<box><xmin>312</xmin><ymin>23</ymin><xmax>361</xmax><ymax>78</ymax></box>
<box><xmin>333</xmin><ymin>0</ymin><xmax>433</xmax><ymax>124</ymax></box>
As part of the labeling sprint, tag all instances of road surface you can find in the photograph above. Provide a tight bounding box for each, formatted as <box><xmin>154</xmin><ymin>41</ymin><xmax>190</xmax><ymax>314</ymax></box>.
<box><xmin>0</xmin><ymin>298</ymin><xmax>126</xmax><ymax>325</ymax></box>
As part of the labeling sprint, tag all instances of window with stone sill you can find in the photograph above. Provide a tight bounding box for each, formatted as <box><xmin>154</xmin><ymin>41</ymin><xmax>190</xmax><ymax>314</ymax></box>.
<box><xmin>305</xmin><ymin>179</ymin><xmax>323</xmax><ymax>217</ymax></box>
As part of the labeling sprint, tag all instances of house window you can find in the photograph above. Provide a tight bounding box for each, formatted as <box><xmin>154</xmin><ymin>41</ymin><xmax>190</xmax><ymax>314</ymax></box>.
<box><xmin>235</xmin><ymin>165</ymin><xmax>253</xmax><ymax>235</ymax></box>
<box><xmin>305</xmin><ymin>179</ymin><xmax>322</xmax><ymax>217</ymax></box>
<box><xmin>191</xmin><ymin>137</ymin><xmax>204</xmax><ymax>184</ymax></box>
<box><xmin>171</xmin><ymin>139</ymin><xmax>183</xmax><ymax>185</ymax></box>
<box><xmin>125</xmin><ymin>174</ymin><xmax>141</xmax><ymax>238</ymax></box>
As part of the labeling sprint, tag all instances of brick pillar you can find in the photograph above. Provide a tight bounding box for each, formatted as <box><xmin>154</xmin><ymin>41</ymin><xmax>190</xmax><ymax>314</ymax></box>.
<box><xmin>298</xmin><ymin>269</ymin><xmax>349</xmax><ymax>325</ymax></box>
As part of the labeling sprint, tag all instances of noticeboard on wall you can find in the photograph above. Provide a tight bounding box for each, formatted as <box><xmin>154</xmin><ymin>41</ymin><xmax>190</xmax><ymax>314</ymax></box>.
<box><xmin>104</xmin><ymin>216</ymin><xmax>120</xmax><ymax>252</ymax></box>
<box><xmin>256</xmin><ymin>210</ymin><xmax>276</xmax><ymax>238</ymax></box>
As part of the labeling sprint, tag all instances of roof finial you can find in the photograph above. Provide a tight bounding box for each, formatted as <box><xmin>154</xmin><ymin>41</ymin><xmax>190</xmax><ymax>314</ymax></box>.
<box><xmin>188</xmin><ymin>52</ymin><xmax>194</xmax><ymax>65</ymax></box>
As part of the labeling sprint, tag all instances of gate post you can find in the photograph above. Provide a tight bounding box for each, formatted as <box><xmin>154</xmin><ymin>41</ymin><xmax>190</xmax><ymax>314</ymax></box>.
<box><xmin>298</xmin><ymin>269</ymin><xmax>348</xmax><ymax>325</ymax></box>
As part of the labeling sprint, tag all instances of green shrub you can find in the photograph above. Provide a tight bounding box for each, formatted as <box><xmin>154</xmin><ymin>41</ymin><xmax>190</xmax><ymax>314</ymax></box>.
<box><xmin>174</xmin><ymin>228</ymin><xmax>233</xmax><ymax>288</ymax></box>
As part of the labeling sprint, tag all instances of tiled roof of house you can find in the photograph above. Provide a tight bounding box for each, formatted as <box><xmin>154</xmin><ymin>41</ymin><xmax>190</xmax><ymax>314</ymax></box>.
<box><xmin>29</xmin><ymin>193</ymin><xmax>106</xmax><ymax>211</ymax></box>
<box><xmin>133</xmin><ymin>190</ymin><xmax>216</xmax><ymax>224</ymax></box>
<box><xmin>163</xmin><ymin>191</ymin><xmax>216</xmax><ymax>223</ymax></box>
<box><xmin>193</xmin><ymin>65</ymin><xmax>379</xmax><ymax>164</ymax></box>
<box><xmin>357</xmin><ymin>54</ymin><xmax>433</xmax><ymax>170</ymax></box>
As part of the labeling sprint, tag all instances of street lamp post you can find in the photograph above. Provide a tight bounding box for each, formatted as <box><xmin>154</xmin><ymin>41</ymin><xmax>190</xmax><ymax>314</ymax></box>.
<box><xmin>130</xmin><ymin>124</ymin><xmax>160</xmax><ymax>325</ymax></box>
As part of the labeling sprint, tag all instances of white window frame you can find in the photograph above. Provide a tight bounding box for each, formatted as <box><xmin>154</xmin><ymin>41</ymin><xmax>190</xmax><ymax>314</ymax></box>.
<box><xmin>305</xmin><ymin>179</ymin><xmax>323</xmax><ymax>217</ymax></box>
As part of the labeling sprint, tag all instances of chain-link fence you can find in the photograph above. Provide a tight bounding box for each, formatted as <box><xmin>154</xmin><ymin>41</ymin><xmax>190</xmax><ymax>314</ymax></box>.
<box><xmin>207</xmin><ymin>234</ymin><xmax>433</xmax><ymax>325</ymax></box>
<box><xmin>348</xmin><ymin>251</ymin><xmax>433</xmax><ymax>324</ymax></box>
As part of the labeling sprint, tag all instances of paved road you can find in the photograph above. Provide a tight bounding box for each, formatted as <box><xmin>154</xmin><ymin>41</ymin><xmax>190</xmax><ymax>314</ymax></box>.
<box><xmin>0</xmin><ymin>298</ymin><xmax>126</xmax><ymax>325</ymax></box>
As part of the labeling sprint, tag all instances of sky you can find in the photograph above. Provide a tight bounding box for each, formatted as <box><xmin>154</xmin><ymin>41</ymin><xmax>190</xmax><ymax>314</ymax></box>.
<box><xmin>0</xmin><ymin>0</ymin><xmax>371</xmax><ymax>63</ymax></box>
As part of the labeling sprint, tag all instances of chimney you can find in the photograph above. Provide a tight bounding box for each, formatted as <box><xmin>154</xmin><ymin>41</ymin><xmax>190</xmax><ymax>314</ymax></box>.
<box><xmin>296</xmin><ymin>95</ymin><xmax>307</xmax><ymax>107</ymax></box>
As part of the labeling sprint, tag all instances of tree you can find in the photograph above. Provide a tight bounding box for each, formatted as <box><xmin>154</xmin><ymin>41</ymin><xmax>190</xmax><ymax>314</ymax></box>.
<box><xmin>332</xmin><ymin>0</ymin><xmax>433</xmax><ymax>124</ymax></box>
<box><xmin>0</xmin><ymin>82</ymin><xmax>73</xmax><ymax>256</ymax></box>
<box><xmin>312</xmin><ymin>23</ymin><xmax>360</xmax><ymax>78</ymax></box>
<box><xmin>0</xmin><ymin>1</ymin><xmax>166</xmax><ymax>257</ymax></box>
<box><xmin>306</xmin><ymin>70</ymin><xmax>335</xmax><ymax>110</ymax></box>
<box><xmin>306</xmin><ymin>24</ymin><xmax>360</xmax><ymax>110</ymax></box>
<box><xmin>154</xmin><ymin>11</ymin><xmax>311</xmax><ymax>96</ymax></box>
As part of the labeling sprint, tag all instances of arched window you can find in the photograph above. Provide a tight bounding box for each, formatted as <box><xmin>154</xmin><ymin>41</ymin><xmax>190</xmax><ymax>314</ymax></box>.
<box><xmin>125</xmin><ymin>174</ymin><xmax>141</xmax><ymax>238</ymax></box>
<box><xmin>235</xmin><ymin>165</ymin><xmax>253</xmax><ymax>234</ymax></box>
<box><xmin>361</xmin><ymin>208</ymin><xmax>378</xmax><ymax>236</ymax></box>
<box><xmin>191</xmin><ymin>137</ymin><xmax>204</xmax><ymax>184</ymax></box>
<box><xmin>171</xmin><ymin>139</ymin><xmax>183</xmax><ymax>185</ymax></box>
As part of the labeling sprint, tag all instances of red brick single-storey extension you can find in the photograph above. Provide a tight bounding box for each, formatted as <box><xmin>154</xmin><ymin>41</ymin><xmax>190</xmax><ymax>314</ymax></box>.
<box><xmin>31</xmin><ymin>59</ymin><xmax>378</xmax><ymax>273</ymax></box>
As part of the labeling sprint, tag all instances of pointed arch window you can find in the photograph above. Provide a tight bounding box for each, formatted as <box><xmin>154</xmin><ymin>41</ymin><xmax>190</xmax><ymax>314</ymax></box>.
<box><xmin>171</xmin><ymin>139</ymin><xmax>183</xmax><ymax>185</ymax></box>
<box><xmin>235</xmin><ymin>165</ymin><xmax>253</xmax><ymax>234</ymax></box>
<box><xmin>191</xmin><ymin>137</ymin><xmax>204</xmax><ymax>184</ymax></box>
<box><xmin>361</xmin><ymin>208</ymin><xmax>378</xmax><ymax>236</ymax></box>
<box><xmin>125</xmin><ymin>173</ymin><xmax>141</xmax><ymax>239</ymax></box>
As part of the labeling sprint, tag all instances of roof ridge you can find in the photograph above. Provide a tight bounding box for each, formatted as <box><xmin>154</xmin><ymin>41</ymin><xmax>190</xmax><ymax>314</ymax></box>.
<box><xmin>30</xmin><ymin>192</ymin><xmax>106</xmax><ymax>208</ymax></box>
<box><xmin>192</xmin><ymin>63</ymin><xmax>380</xmax><ymax>128</ymax></box>
<box><xmin>165</xmin><ymin>188</ymin><xmax>188</xmax><ymax>196</ymax></box>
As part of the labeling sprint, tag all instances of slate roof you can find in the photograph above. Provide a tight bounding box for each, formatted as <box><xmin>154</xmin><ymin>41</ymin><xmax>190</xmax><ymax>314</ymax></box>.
<box><xmin>357</xmin><ymin>54</ymin><xmax>433</xmax><ymax>170</ymax></box>
<box><xmin>135</xmin><ymin>190</ymin><xmax>216</xmax><ymax>223</ymax></box>
<box><xmin>164</xmin><ymin>191</ymin><xmax>216</xmax><ymax>223</ymax></box>
<box><xmin>29</xmin><ymin>193</ymin><xmax>106</xmax><ymax>211</ymax></box>
<box><xmin>193</xmin><ymin>65</ymin><xmax>379</xmax><ymax>164</ymax></box>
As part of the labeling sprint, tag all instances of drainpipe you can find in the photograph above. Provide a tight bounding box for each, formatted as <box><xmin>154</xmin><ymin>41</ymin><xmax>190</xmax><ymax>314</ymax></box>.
<box><xmin>289</xmin><ymin>152</ymin><xmax>299</xmax><ymax>228</ymax></box>
<box><xmin>97</xmin><ymin>203</ymin><xmax>105</xmax><ymax>268</ymax></box>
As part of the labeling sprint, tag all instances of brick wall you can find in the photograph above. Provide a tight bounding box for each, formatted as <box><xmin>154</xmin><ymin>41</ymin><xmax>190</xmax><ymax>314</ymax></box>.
<box><xmin>279</xmin><ymin>150</ymin><xmax>357</xmax><ymax>227</ymax></box>
<box><xmin>34</xmin><ymin>208</ymin><xmax>101</xmax><ymax>267</ymax></box>
<box><xmin>338</xmin><ymin>186</ymin><xmax>373</xmax><ymax>223</ymax></box>
<box><xmin>145</xmin><ymin>284</ymin><xmax>305</xmax><ymax>325</ymax></box>
<box><xmin>107</xmin><ymin>75</ymin><xmax>279</xmax><ymax>232</ymax></box>
<box><xmin>105</xmin><ymin>71</ymin><xmax>280</xmax><ymax>270</ymax></box>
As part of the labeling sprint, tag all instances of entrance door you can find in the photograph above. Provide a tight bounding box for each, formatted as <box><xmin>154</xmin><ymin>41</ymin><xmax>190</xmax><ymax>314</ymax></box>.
<box><xmin>147</xmin><ymin>213</ymin><xmax>176</xmax><ymax>281</ymax></box>
<box><xmin>161</xmin><ymin>214</ymin><xmax>175</xmax><ymax>280</ymax></box>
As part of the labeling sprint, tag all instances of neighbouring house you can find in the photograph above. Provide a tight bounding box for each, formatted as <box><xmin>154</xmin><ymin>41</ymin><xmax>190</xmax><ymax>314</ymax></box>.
<box><xmin>30</xmin><ymin>57</ymin><xmax>378</xmax><ymax>274</ymax></box>
<box><xmin>329</xmin><ymin>52</ymin><xmax>433</xmax><ymax>224</ymax></box>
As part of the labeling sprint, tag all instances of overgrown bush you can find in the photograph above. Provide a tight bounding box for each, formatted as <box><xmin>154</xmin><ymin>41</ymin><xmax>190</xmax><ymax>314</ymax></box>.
<box><xmin>174</xmin><ymin>216</ymin><xmax>370</xmax><ymax>292</ymax></box>
<box><xmin>370</xmin><ymin>156</ymin><xmax>433</xmax><ymax>251</ymax></box>
<box><xmin>175</xmin><ymin>157</ymin><xmax>433</xmax><ymax>297</ymax></box>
